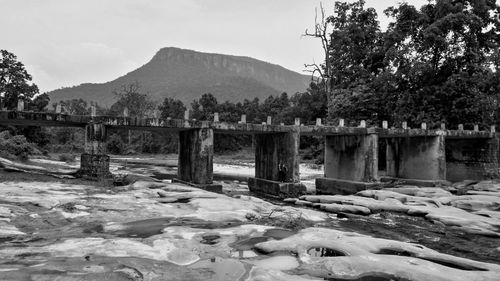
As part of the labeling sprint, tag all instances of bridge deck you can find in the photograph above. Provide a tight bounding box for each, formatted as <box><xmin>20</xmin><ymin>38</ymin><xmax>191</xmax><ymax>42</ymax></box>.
<box><xmin>0</xmin><ymin>111</ymin><xmax>495</xmax><ymax>138</ymax></box>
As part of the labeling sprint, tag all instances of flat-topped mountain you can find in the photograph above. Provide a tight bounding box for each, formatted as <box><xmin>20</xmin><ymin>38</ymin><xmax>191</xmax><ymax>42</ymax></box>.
<box><xmin>48</xmin><ymin>47</ymin><xmax>311</xmax><ymax>107</ymax></box>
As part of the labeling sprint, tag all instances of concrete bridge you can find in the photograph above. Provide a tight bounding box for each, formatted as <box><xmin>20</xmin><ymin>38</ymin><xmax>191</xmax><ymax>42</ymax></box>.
<box><xmin>1</xmin><ymin>108</ymin><xmax>499</xmax><ymax>197</ymax></box>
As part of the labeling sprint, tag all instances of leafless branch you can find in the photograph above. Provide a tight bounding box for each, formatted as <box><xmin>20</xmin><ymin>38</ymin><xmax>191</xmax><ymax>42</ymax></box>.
<box><xmin>303</xmin><ymin>2</ymin><xmax>332</xmax><ymax>93</ymax></box>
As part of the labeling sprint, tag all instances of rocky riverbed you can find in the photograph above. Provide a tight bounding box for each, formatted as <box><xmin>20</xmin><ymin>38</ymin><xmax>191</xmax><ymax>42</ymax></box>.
<box><xmin>0</xmin><ymin>156</ymin><xmax>499</xmax><ymax>280</ymax></box>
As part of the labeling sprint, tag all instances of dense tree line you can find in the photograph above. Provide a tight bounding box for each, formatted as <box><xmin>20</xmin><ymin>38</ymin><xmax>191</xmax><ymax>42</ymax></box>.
<box><xmin>322</xmin><ymin>0</ymin><xmax>500</xmax><ymax>129</ymax></box>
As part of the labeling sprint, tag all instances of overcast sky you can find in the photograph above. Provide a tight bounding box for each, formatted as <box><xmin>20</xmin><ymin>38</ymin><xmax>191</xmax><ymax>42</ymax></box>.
<box><xmin>1</xmin><ymin>0</ymin><xmax>430</xmax><ymax>93</ymax></box>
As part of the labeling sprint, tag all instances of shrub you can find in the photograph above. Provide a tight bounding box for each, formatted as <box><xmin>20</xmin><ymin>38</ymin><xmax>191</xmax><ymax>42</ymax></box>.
<box><xmin>0</xmin><ymin>131</ymin><xmax>39</xmax><ymax>160</ymax></box>
<box><xmin>106</xmin><ymin>133</ymin><xmax>126</xmax><ymax>155</ymax></box>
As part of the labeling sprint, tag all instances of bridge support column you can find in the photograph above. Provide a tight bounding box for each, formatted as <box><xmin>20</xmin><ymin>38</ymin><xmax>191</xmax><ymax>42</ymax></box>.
<box><xmin>176</xmin><ymin>128</ymin><xmax>220</xmax><ymax>192</ymax></box>
<box><xmin>249</xmin><ymin>131</ymin><xmax>306</xmax><ymax>198</ymax></box>
<box><xmin>445</xmin><ymin>137</ymin><xmax>500</xmax><ymax>182</ymax></box>
<box><xmin>385</xmin><ymin>136</ymin><xmax>446</xmax><ymax>181</ymax></box>
<box><xmin>80</xmin><ymin>123</ymin><xmax>111</xmax><ymax>179</ymax></box>
<box><xmin>316</xmin><ymin>134</ymin><xmax>378</xmax><ymax>195</ymax></box>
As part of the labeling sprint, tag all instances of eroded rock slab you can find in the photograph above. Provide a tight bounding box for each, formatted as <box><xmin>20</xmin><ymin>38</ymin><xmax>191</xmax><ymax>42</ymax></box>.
<box><xmin>254</xmin><ymin>228</ymin><xmax>500</xmax><ymax>281</ymax></box>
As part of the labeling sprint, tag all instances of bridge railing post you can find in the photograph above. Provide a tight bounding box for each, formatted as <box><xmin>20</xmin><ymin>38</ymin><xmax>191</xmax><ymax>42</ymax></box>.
<box><xmin>294</xmin><ymin>118</ymin><xmax>300</xmax><ymax>126</ymax></box>
<box><xmin>339</xmin><ymin>119</ymin><xmax>344</xmax><ymax>127</ymax></box>
<box><xmin>17</xmin><ymin>100</ymin><xmax>24</xmax><ymax>111</ymax></box>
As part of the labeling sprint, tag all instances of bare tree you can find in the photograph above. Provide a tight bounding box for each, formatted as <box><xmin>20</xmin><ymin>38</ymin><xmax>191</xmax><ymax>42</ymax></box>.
<box><xmin>303</xmin><ymin>2</ymin><xmax>332</xmax><ymax>94</ymax></box>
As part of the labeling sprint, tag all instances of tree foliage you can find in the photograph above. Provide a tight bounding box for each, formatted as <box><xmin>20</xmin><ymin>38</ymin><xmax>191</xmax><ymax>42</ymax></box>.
<box><xmin>29</xmin><ymin>93</ymin><xmax>50</xmax><ymax>112</ymax></box>
<box><xmin>0</xmin><ymin>50</ymin><xmax>39</xmax><ymax>109</ymax></box>
<box><xmin>109</xmin><ymin>81</ymin><xmax>155</xmax><ymax>118</ymax></box>
<box><xmin>323</xmin><ymin>0</ymin><xmax>500</xmax><ymax>128</ymax></box>
<box><xmin>159</xmin><ymin>97</ymin><xmax>186</xmax><ymax>119</ymax></box>
<box><xmin>56</xmin><ymin>98</ymin><xmax>90</xmax><ymax>115</ymax></box>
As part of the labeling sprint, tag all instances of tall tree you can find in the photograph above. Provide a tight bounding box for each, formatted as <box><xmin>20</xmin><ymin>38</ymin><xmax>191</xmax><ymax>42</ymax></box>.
<box><xmin>109</xmin><ymin>82</ymin><xmax>155</xmax><ymax>150</ymax></box>
<box><xmin>304</xmin><ymin>2</ymin><xmax>333</xmax><ymax>93</ymax></box>
<box><xmin>384</xmin><ymin>0</ymin><xmax>500</xmax><ymax>126</ymax></box>
<box><xmin>191</xmin><ymin>93</ymin><xmax>218</xmax><ymax>120</ymax></box>
<box><xmin>159</xmin><ymin>97</ymin><xmax>186</xmax><ymax>119</ymax></box>
<box><xmin>0</xmin><ymin>50</ymin><xmax>39</xmax><ymax>109</ymax></box>
<box><xmin>55</xmin><ymin>98</ymin><xmax>89</xmax><ymax>115</ymax></box>
<box><xmin>109</xmin><ymin>81</ymin><xmax>155</xmax><ymax>118</ymax></box>
<box><xmin>323</xmin><ymin>0</ymin><xmax>500</xmax><ymax>128</ymax></box>
<box><xmin>29</xmin><ymin>93</ymin><xmax>50</xmax><ymax>112</ymax></box>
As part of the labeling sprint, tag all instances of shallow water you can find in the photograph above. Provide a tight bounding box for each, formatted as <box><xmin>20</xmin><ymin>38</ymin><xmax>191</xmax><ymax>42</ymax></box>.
<box><xmin>329</xmin><ymin>212</ymin><xmax>500</xmax><ymax>264</ymax></box>
<box><xmin>189</xmin><ymin>257</ymin><xmax>248</xmax><ymax>281</ymax></box>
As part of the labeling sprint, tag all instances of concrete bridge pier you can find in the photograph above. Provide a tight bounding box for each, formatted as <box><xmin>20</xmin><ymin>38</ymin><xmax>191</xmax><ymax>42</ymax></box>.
<box><xmin>445</xmin><ymin>137</ymin><xmax>500</xmax><ymax>181</ymax></box>
<box><xmin>249</xmin><ymin>130</ymin><xmax>306</xmax><ymax>198</ymax></box>
<box><xmin>175</xmin><ymin>128</ymin><xmax>221</xmax><ymax>192</ymax></box>
<box><xmin>316</xmin><ymin>133</ymin><xmax>379</xmax><ymax>194</ymax></box>
<box><xmin>80</xmin><ymin>123</ymin><xmax>111</xmax><ymax>179</ymax></box>
<box><xmin>384</xmin><ymin>135</ymin><xmax>446</xmax><ymax>183</ymax></box>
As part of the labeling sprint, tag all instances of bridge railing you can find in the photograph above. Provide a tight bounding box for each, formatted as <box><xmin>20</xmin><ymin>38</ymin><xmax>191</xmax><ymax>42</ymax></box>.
<box><xmin>0</xmin><ymin>109</ymin><xmax>497</xmax><ymax>138</ymax></box>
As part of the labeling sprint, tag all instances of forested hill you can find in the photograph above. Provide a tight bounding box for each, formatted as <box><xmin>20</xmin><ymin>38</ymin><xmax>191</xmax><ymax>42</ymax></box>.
<box><xmin>48</xmin><ymin>47</ymin><xmax>311</xmax><ymax>107</ymax></box>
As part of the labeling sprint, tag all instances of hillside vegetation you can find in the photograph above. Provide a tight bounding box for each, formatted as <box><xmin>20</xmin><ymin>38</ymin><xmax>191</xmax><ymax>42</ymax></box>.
<box><xmin>48</xmin><ymin>47</ymin><xmax>311</xmax><ymax>107</ymax></box>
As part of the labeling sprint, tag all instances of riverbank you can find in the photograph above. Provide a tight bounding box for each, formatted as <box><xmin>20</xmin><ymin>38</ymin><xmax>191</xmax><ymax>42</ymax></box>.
<box><xmin>0</xmin><ymin>156</ymin><xmax>499</xmax><ymax>280</ymax></box>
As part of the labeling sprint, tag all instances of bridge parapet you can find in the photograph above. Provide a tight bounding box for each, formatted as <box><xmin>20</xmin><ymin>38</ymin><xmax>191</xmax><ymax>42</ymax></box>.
<box><xmin>1</xmin><ymin>110</ymin><xmax>497</xmax><ymax>138</ymax></box>
<box><xmin>0</xmin><ymin>111</ymin><xmax>91</xmax><ymax>127</ymax></box>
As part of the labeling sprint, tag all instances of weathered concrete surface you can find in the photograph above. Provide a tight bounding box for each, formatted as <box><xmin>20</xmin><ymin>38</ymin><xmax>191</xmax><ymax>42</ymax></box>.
<box><xmin>4</xmin><ymin>110</ymin><xmax>500</xmax><ymax>184</ymax></box>
<box><xmin>446</xmin><ymin>138</ymin><xmax>500</xmax><ymax>182</ymax></box>
<box><xmin>254</xmin><ymin>131</ymin><xmax>300</xmax><ymax>183</ymax></box>
<box><xmin>248</xmin><ymin>177</ymin><xmax>307</xmax><ymax>198</ymax></box>
<box><xmin>386</xmin><ymin>136</ymin><xmax>446</xmax><ymax>180</ymax></box>
<box><xmin>3</xmin><ymin>110</ymin><xmax>496</xmax><ymax>138</ymax></box>
<box><xmin>84</xmin><ymin>123</ymin><xmax>107</xmax><ymax>155</ymax></box>
<box><xmin>324</xmin><ymin>134</ymin><xmax>378</xmax><ymax>181</ymax></box>
<box><xmin>178</xmin><ymin>128</ymin><xmax>214</xmax><ymax>185</ymax></box>
<box><xmin>79</xmin><ymin>153</ymin><xmax>111</xmax><ymax>179</ymax></box>
<box><xmin>80</xmin><ymin>123</ymin><xmax>110</xmax><ymax>179</ymax></box>
<box><xmin>315</xmin><ymin>177</ymin><xmax>379</xmax><ymax>195</ymax></box>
